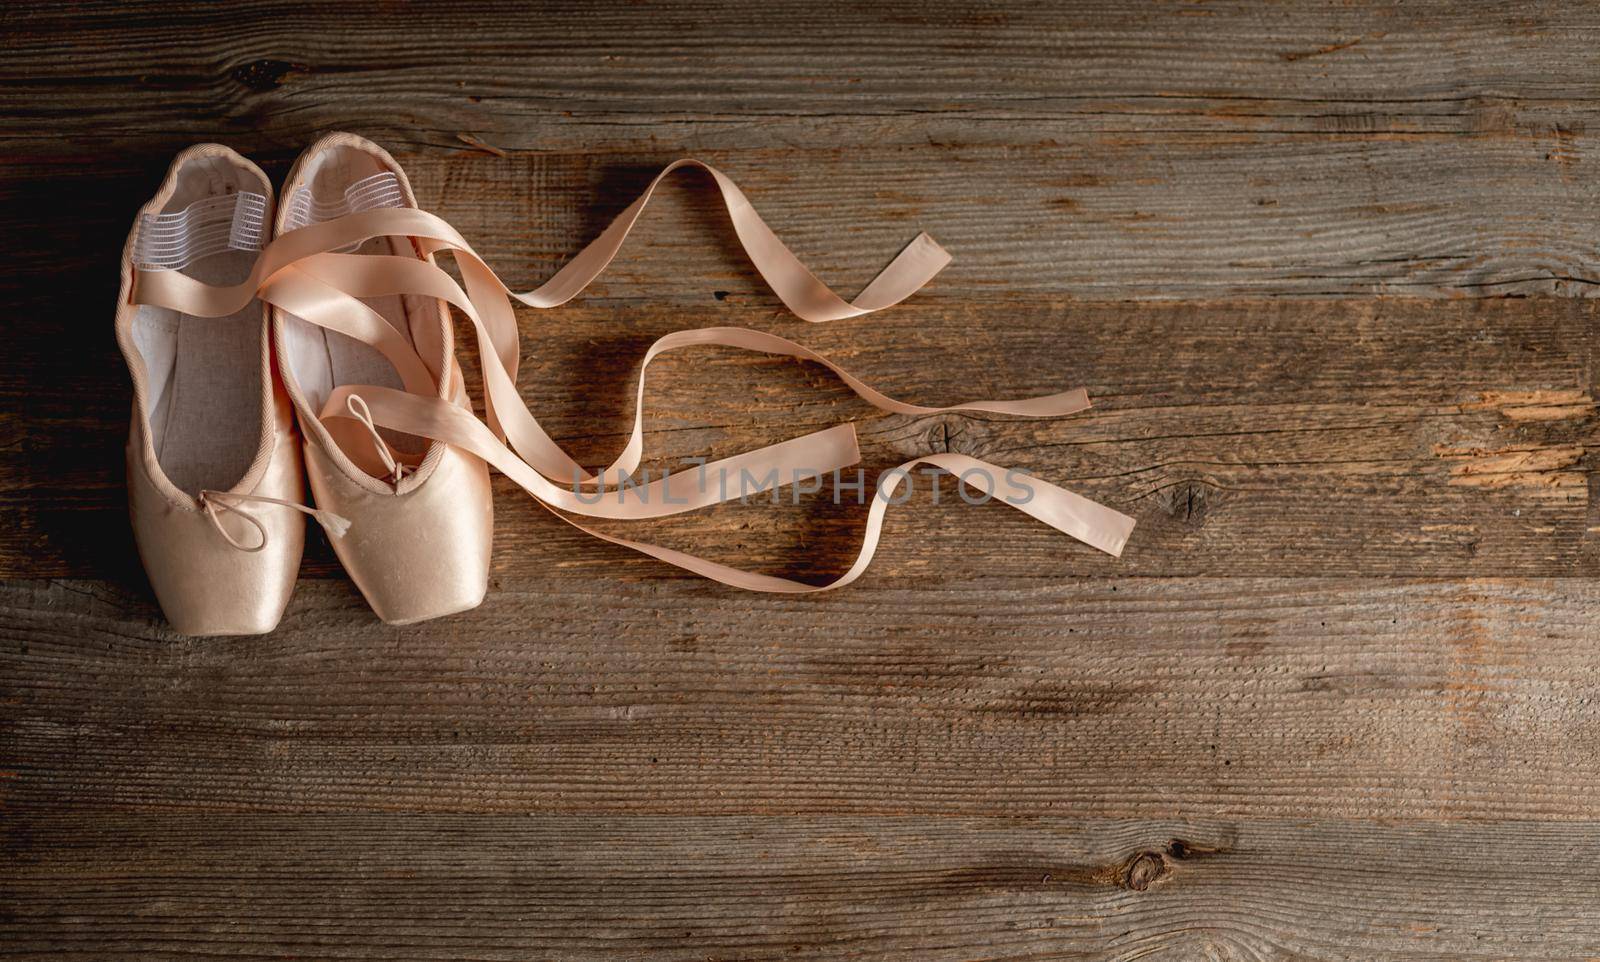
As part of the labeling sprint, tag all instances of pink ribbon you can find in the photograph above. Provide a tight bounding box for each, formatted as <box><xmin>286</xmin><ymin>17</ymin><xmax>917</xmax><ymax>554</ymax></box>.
<box><xmin>133</xmin><ymin>159</ymin><xmax>1135</xmax><ymax>591</ymax></box>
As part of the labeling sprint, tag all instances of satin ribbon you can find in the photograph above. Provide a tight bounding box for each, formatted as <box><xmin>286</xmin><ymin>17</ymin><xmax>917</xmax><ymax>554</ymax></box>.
<box><xmin>134</xmin><ymin>159</ymin><xmax>1135</xmax><ymax>590</ymax></box>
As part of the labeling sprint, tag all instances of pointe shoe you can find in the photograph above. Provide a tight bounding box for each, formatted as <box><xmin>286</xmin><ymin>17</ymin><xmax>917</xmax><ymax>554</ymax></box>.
<box><xmin>272</xmin><ymin>132</ymin><xmax>493</xmax><ymax>625</ymax></box>
<box><xmin>117</xmin><ymin>145</ymin><xmax>309</xmax><ymax>635</ymax></box>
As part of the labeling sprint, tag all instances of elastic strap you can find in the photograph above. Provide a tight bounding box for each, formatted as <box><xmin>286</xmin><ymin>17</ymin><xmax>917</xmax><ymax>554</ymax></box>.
<box><xmin>134</xmin><ymin>191</ymin><xmax>267</xmax><ymax>271</ymax></box>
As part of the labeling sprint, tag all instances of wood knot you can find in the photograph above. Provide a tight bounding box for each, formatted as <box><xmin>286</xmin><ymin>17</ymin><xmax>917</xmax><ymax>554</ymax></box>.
<box><xmin>1122</xmin><ymin>851</ymin><xmax>1166</xmax><ymax>891</ymax></box>
<box><xmin>232</xmin><ymin>59</ymin><xmax>305</xmax><ymax>91</ymax></box>
<box><xmin>921</xmin><ymin>416</ymin><xmax>996</xmax><ymax>457</ymax></box>
<box><xmin>927</xmin><ymin>417</ymin><xmax>968</xmax><ymax>454</ymax></box>
<box><xmin>1155</xmin><ymin>479</ymin><xmax>1217</xmax><ymax>526</ymax></box>
<box><xmin>1118</xmin><ymin>838</ymin><xmax>1208</xmax><ymax>892</ymax></box>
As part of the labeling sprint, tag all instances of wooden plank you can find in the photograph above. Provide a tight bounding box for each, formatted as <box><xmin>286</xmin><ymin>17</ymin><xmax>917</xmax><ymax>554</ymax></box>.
<box><xmin>6</xmin><ymin>577</ymin><xmax>1600</xmax><ymax>819</ymax></box>
<box><xmin>6</xmin><ymin>814</ymin><xmax>1600</xmax><ymax>960</ymax></box>
<box><xmin>8</xmin><ymin>137</ymin><xmax>1600</xmax><ymax>303</ymax></box>
<box><xmin>5</xmin><ymin>3</ymin><xmax>1600</xmax><ymax>299</ymax></box>
<box><xmin>8</xmin><ymin>297</ymin><xmax>1595</xmax><ymax>579</ymax></box>
<box><xmin>402</xmin><ymin>143</ymin><xmax>1600</xmax><ymax>300</ymax></box>
<box><xmin>5</xmin><ymin>0</ymin><xmax>1600</xmax><ymax>151</ymax></box>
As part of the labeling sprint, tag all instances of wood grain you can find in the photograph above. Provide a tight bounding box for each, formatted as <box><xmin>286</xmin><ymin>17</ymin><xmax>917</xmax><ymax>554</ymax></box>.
<box><xmin>16</xmin><ymin>138</ymin><xmax>1600</xmax><ymax>301</ymax></box>
<box><xmin>6</xmin><ymin>814</ymin><xmax>1599</xmax><ymax>961</ymax></box>
<box><xmin>6</xmin><ymin>0</ymin><xmax>1600</xmax><ymax>150</ymax></box>
<box><xmin>8</xmin><ymin>297</ymin><xmax>1595</xmax><ymax>580</ymax></box>
<box><xmin>5</xmin><ymin>1</ymin><xmax>1600</xmax><ymax>299</ymax></box>
<box><xmin>6</xmin><ymin>1</ymin><xmax>1600</xmax><ymax>955</ymax></box>
<box><xmin>6</xmin><ymin>576</ymin><xmax>1599</xmax><ymax>819</ymax></box>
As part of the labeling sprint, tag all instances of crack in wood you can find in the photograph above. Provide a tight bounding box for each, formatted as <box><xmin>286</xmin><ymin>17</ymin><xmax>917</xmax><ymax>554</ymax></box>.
<box><xmin>1434</xmin><ymin>444</ymin><xmax>1586</xmax><ymax>498</ymax></box>
<box><xmin>1460</xmin><ymin>389</ymin><xmax>1596</xmax><ymax>422</ymax></box>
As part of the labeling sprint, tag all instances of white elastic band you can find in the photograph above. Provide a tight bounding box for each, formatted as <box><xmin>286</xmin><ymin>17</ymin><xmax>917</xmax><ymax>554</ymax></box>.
<box><xmin>283</xmin><ymin>172</ymin><xmax>406</xmax><ymax>232</ymax></box>
<box><xmin>134</xmin><ymin>191</ymin><xmax>267</xmax><ymax>271</ymax></box>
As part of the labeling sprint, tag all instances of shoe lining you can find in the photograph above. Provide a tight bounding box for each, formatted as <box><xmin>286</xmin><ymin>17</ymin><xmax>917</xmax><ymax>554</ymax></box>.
<box><xmin>131</xmin><ymin>157</ymin><xmax>265</xmax><ymax>495</ymax></box>
<box><xmin>279</xmin><ymin>147</ymin><xmax>433</xmax><ymax>456</ymax></box>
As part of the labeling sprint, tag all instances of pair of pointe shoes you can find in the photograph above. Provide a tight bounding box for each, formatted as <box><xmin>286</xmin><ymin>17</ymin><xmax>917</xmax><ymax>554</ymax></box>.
<box><xmin>116</xmin><ymin>134</ymin><xmax>491</xmax><ymax>634</ymax></box>
<box><xmin>119</xmin><ymin>134</ymin><xmax>1139</xmax><ymax>634</ymax></box>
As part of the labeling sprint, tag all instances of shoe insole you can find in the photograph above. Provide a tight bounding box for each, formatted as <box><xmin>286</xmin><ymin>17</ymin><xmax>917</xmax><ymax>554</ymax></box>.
<box><xmin>135</xmin><ymin>247</ymin><xmax>263</xmax><ymax>495</ymax></box>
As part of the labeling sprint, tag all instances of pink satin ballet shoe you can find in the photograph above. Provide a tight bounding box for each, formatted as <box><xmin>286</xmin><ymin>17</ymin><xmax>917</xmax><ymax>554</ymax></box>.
<box><xmin>270</xmin><ymin>132</ymin><xmax>492</xmax><ymax>625</ymax></box>
<box><xmin>117</xmin><ymin>144</ymin><xmax>322</xmax><ymax>635</ymax></box>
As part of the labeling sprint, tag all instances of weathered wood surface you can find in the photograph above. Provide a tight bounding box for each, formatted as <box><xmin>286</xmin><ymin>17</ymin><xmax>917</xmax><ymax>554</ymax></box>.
<box><xmin>5</xmin><ymin>1</ymin><xmax>1600</xmax><ymax>300</ymax></box>
<box><xmin>4</xmin><ymin>0</ymin><xmax>1600</xmax><ymax>958</ymax></box>
<box><xmin>9</xmin><ymin>0</ymin><xmax>1600</xmax><ymax>153</ymax></box>
<box><xmin>7</xmin><ymin>815</ymin><xmax>1600</xmax><ymax>961</ymax></box>
<box><xmin>6</xmin><ymin>576</ymin><xmax>1600</xmax><ymax>819</ymax></box>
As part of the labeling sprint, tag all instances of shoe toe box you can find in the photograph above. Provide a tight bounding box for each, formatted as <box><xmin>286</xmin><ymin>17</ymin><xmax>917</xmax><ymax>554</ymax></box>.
<box><xmin>127</xmin><ymin>438</ymin><xmax>305</xmax><ymax>637</ymax></box>
<box><xmin>304</xmin><ymin>441</ymin><xmax>493</xmax><ymax>626</ymax></box>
